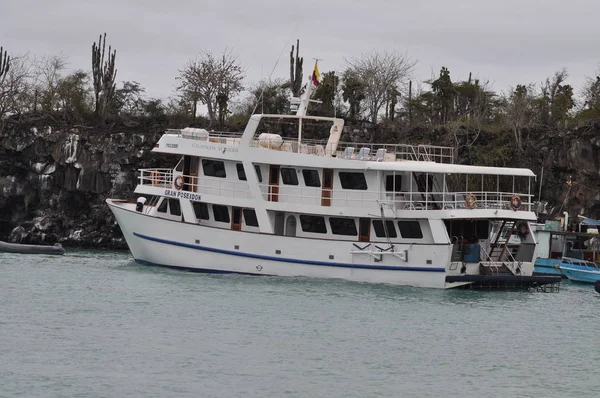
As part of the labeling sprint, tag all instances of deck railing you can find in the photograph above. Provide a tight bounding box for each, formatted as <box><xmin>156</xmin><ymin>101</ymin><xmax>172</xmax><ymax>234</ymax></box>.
<box><xmin>138</xmin><ymin>169</ymin><xmax>531</xmax><ymax>212</ymax></box>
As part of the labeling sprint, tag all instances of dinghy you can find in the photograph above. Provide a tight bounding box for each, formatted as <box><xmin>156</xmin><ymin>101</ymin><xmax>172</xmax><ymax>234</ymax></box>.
<box><xmin>0</xmin><ymin>240</ymin><xmax>65</xmax><ymax>255</ymax></box>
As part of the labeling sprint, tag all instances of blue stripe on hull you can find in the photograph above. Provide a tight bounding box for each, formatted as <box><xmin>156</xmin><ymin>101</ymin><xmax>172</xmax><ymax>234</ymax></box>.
<box><xmin>132</xmin><ymin>232</ymin><xmax>447</xmax><ymax>273</ymax></box>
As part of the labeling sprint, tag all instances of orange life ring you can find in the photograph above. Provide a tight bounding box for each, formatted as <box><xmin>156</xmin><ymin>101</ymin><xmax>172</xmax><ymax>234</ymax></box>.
<box><xmin>465</xmin><ymin>193</ymin><xmax>477</xmax><ymax>209</ymax></box>
<box><xmin>174</xmin><ymin>175</ymin><xmax>184</xmax><ymax>190</ymax></box>
<box><xmin>150</xmin><ymin>170</ymin><xmax>162</xmax><ymax>185</ymax></box>
<box><xmin>510</xmin><ymin>195</ymin><xmax>522</xmax><ymax>211</ymax></box>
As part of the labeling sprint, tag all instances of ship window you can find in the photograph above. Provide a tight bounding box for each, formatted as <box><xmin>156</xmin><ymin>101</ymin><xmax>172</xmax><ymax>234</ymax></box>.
<box><xmin>299</xmin><ymin>215</ymin><xmax>327</xmax><ymax>234</ymax></box>
<box><xmin>157</xmin><ymin>199</ymin><xmax>168</xmax><ymax>213</ymax></box>
<box><xmin>385</xmin><ymin>175</ymin><xmax>403</xmax><ymax>192</ymax></box>
<box><xmin>236</xmin><ymin>163</ymin><xmax>246</xmax><ymax>180</ymax></box>
<box><xmin>329</xmin><ymin>217</ymin><xmax>357</xmax><ymax>236</ymax></box>
<box><xmin>254</xmin><ymin>165</ymin><xmax>263</xmax><ymax>183</ymax></box>
<box><xmin>372</xmin><ymin>220</ymin><xmax>398</xmax><ymax>238</ymax></box>
<box><xmin>168</xmin><ymin>199</ymin><xmax>181</xmax><ymax>216</ymax></box>
<box><xmin>302</xmin><ymin>169</ymin><xmax>321</xmax><ymax>187</ymax></box>
<box><xmin>243</xmin><ymin>209</ymin><xmax>259</xmax><ymax>227</ymax></box>
<box><xmin>339</xmin><ymin>172</ymin><xmax>368</xmax><ymax>190</ymax></box>
<box><xmin>202</xmin><ymin>159</ymin><xmax>227</xmax><ymax>178</ymax></box>
<box><xmin>212</xmin><ymin>205</ymin><xmax>230</xmax><ymax>223</ymax></box>
<box><xmin>398</xmin><ymin>220</ymin><xmax>423</xmax><ymax>239</ymax></box>
<box><xmin>192</xmin><ymin>202</ymin><xmax>210</xmax><ymax>220</ymax></box>
<box><xmin>281</xmin><ymin>168</ymin><xmax>299</xmax><ymax>185</ymax></box>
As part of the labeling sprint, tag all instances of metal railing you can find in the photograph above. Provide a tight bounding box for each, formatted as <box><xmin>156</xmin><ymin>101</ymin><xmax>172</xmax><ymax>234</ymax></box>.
<box><xmin>138</xmin><ymin>169</ymin><xmax>531</xmax><ymax>211</ymax></box>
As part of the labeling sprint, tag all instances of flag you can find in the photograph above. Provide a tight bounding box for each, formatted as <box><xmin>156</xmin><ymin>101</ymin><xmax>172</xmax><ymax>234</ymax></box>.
<box><xmin>312</xmin><ymin>62</ymin><xmax>321</xmax><ymax>87</ymax></box>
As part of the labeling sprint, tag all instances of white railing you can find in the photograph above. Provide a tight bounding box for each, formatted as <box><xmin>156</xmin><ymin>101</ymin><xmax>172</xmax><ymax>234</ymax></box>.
<box><xmin>250</xmin><ymin>137</ymin><xmax>454</xmax><ymax>164</ymax></box>
<box><xmin>138</xmin><ymin>169</ymin><xmax>531</xmax><ymax>211</ymax></box>
<box><xmin>166</xmin><ymin>129</ymin><xmax>244</xmax><ymax>145</ymax></box>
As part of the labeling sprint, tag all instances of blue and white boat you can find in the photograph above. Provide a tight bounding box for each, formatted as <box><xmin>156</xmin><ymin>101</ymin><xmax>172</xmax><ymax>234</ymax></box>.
<box><xmin>558</xmin><ymin>258</ymin><xmax>600</xmax><ymax>283</ymax></box>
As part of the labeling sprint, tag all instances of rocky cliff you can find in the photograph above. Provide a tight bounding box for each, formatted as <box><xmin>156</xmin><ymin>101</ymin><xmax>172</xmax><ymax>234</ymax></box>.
<box><xmin>0</xmin><ymin>120</ymin><xmax>598</xmax><ymax>249</ymax></box>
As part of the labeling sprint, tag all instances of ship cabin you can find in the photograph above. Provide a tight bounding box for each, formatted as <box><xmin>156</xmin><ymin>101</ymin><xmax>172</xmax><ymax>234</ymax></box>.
<box><xmin>132</xmin><ymin>113</ymin><xmax>537</xmax><ymax>265</ymax></box>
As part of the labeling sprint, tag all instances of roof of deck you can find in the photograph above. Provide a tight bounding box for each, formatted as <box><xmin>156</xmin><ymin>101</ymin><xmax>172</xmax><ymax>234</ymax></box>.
<box><xmin>364</xmin><ymin>160</ymin><xmax>536</xmax><ymax>177</ymax></box>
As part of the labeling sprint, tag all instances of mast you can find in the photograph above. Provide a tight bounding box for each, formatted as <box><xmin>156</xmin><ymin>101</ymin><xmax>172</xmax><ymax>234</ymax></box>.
<box><xmin>293</xmin><ymin>59</ymin><xmax>322</xmax><ymax>152</ymax></box>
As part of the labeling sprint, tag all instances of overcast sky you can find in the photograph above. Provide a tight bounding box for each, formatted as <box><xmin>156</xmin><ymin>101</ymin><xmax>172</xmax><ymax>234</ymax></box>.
<box><xmin>2</xmin><ymin>0</ymin><xmax>599</xmax><ymax>104</ymax></box>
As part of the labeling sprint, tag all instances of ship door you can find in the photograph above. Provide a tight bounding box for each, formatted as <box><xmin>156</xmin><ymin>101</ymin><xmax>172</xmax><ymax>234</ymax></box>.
<box><xmin>183</xmin><ymin>156</ymin><xmax>198</xmax><ymax>191</ymax></box>
<box><xmin>285</xmin><ymin>215</ymin><xmax>297</xmax><ymax>237</ymax></box>
<box><xmin>359</xmin><ymin>218</ymin><xmax>371</xmax><ymax>242</ymax></box>
<box><xmin>321</xmin><ymin>168</ymin><xmax>333</xmax><ymax>206</ymax></box>
<box><xmin>231</xmin><ymin>207</ymin><xmax>242</xmax><ymax>231</ymax></box>
<box><xmin>269</xmin><ymin>165</ymin><xmax>280</xmax><ymax>202</ymax></box>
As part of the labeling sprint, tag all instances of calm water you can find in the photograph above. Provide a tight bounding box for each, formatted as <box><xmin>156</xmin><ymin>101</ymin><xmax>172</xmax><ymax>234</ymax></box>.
<box><xmin>1</xmin><ymin>250</ymin><xmax>599</xmax><ymax>398</ymax></box>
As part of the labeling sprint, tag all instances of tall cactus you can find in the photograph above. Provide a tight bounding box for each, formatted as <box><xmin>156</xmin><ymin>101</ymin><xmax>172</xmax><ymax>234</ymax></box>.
<box><xmin>289</xmin><ymin>39</ymin><xmax>303</xmax><ymax>97</ymax></box>
<box><xmin>92</xmin><ymin>33</ymin><xmax>117</xmax><ymax>121</ymax></box>
<box><xmin>0</xmin><ymin>46</ymin><xmax>10</xmax><ymax>83</ymax></box>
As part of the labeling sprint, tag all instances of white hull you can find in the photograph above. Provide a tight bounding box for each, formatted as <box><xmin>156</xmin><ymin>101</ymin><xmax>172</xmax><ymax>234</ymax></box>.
<box><xmin>108</xmin><ymin>200</ymin><xmax>451</xmax><ymax>288</ymax></box>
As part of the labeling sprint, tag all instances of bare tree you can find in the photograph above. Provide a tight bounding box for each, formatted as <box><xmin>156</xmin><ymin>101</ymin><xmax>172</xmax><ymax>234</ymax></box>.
<box><xmin>345</xmin><ymin>50</ymin><xmax>416</xmax><ymax>123</ymax></box>
<box><xmin>501</xmin><ymin>84</ymin><xmax>537</xmax><ymax>152</ymax></box>
<box><xmin>35</xmin><ymin>53</ymin><xmax>68</xmax><ymax>113</ymax></box>
<box><xmin>176</xmin><ymin>49</ymin><xmax>244</xmax><ymax>125</ymax></box>
<box><xmin>0</xmin><ymin>54</ymin><xmax>34</xmax><ymax>120</ymax></box>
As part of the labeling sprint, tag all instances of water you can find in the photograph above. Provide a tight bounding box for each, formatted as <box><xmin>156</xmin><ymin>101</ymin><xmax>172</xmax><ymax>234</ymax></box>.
<box><xmin>1</xmin><ymin>250</ymin><xmax>599</xmax><ymax>398</ymax></box>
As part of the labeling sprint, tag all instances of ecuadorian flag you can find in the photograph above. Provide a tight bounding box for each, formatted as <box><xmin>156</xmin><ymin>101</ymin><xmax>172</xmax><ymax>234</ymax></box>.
<box><xmin>312</xmin><ymin>62</ymin><xmax>321</xmax><ymax>87</ymax></box>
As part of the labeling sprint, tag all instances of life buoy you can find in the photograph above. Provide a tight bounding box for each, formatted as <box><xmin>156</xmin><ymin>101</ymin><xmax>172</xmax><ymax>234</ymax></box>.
<box><xmin>510</xmin><ymin>195</ymin><xmax>522</xmax><ymax>211</ymax></box>
<box><xmin>465</xmin><ymin>193</ymin><xmax>477</xmax><ymax>209</ymax></box>
<box><xmin>150</xmin><ymin>170</ymin><xmax>162</xmax><ymax>185</ymax></box>
<box><xmin>174</xmin><ymin>175</ymin><xmax>184</xmax><ymax>190</ymax></box>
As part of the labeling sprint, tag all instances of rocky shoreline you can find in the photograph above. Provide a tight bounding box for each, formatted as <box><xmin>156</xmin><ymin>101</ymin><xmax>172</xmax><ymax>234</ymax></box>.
<box><xmin>0</xmin><ymin>121</ymin><xmax>599</xmax><ymax>250</ymax></box>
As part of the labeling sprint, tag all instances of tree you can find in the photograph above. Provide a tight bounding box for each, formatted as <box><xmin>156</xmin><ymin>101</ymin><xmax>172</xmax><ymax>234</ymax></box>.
<box><xmin>501</xmin><ymin>84</ymin><xmax>537</xmax><ymax>152</ymax></box>
<box><xmin>289</xmin><ymin>39</ymin><xmax>303</xmax><ymax>98</ymax></box>
<box><xmin>35</xmin><ymin>54</ymin><xmax>68</xmax><ymax>113</ymax></box>
<box><xmin>0</xmin><ymin>54</ymin><xmax>33</xmax><ymax>120</ymax></box>
<box><xmin>313</xmin><ymin>71</ymin><xmax>338</xmax><ymax>117</ymax></box>
<box><xmin>341</xmin><ymin>70</ymin><xmax>365</xmax><ymax>121</ymax></box>
<box><xmin>111</xmin><ymin>81</ymin><xmax>146</xmax><ymax>116</ymax></box>
<box><xmin>92</xmin><ymin>33</ymin><xmax>117</xmax><ymax>123</ymax></box>
<box><xmin>538</xmin><ymin>68</ymin><xmax>568</xmax><ymax>127</ymax></box>
<box><xmin>56</xmin><ymin>70</ymin><xmax>93</xmax><ymax>121</ymax></box>
<box><xmin>176</xmin><ymin>49</ymin><xmax>244</xmax><ymax>125</ymax></box>
<box><xmin>430</xmin><ymin>66</ymin><xmax>455</xmax><ymax>124</ymax></box>
<box><xmin>344</xmin><ymin>50</ymin><xmax>415</xmax><ymax>123</ymax></box>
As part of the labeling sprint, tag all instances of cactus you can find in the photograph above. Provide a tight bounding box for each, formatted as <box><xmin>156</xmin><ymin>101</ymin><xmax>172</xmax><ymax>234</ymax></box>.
<box><xmin>289</xmin><ymin>39</ymin><xmax>303</xmax><ymax>97</ymax></box>
<box><xmin>92</xmin><ymin>33</ymin><xmax>117</xmax><ymax>120</ymax></box>
<box><xmin>0</xmin><ymin>46</ymin><xmax>10</xmax><ymax>83</ymax></box>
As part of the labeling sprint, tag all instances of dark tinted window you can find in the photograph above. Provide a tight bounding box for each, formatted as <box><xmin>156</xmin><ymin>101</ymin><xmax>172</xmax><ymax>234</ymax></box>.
<box><xmin>398</xmin><ymin>220</ymin><xmax>423</xmax><ymax>239</ymax></box>
<box><xmin>202</xmin><ymin>159</ymin><xmax>226</xmax><ymax>178</ymax></box>
<box><xmin>236</xmin><ymin>163</ymin><xmax>246</xmax><ymax>180</ymax></box>
<box><xmin>339</xmin><ymin>172</ymin><xmax>367</xmax><ymax>190</ymax></box>
<box><xmin>329</xmin><ymin>218</ymin><xmax>357</xmax><ymax>236</ymax></box>
<box><xmin>254</xmin><ymin>165</ymin><xmax>263</xmax><ymax>183</ymax></box>
<box><xmin>168</xmin><ymin>199</ymin><xmax>181</xmax><ymax>216</ymax></box>
<box><xmin>372</xmin><ymin>220</ymin><xmax>397</xmax><ymax>238</ymax></box>
<box><xmin>192</xmin><ymin>202</ymin><xmax>209</xmax><ymax>220</ymax></box>
<box><xmin>299</xmin><ymin>215</ymin><xmax>327</xmax><ymax>234</ymax></box>
<box><xmin>213</xmin><ymin>205</ymin><xmax>230</xmax><ymax>223</ymax></box>
<box><xmin>302</xmin><ymin>169</ymin><xmax>321</xmax><ymax>187</ymax></box>
<box><xmin>281</xmin><ymin>168</ymin><xmax>299</xmax><ymax>185</ymax></box>
<box><xmin>157</xmin><ymin>198</ymin><xmax>168</xmax><ymax>213</ymax></box>
<box><xmin>243</xmin><ymin>209</ymin><xmax>259</xmax><ymax>227</ymax></box>
<box><xmin>385</xmin><ymin>175</ymin><xmax>403</xmax><ymax>192</ymax></box>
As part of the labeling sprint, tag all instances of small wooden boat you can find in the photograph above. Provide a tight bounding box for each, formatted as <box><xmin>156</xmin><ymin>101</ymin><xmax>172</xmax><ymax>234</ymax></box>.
<box><xmin>0</xmin><ymin>240</ymin><xmax>65</xmax><ymax>255</ymax></box>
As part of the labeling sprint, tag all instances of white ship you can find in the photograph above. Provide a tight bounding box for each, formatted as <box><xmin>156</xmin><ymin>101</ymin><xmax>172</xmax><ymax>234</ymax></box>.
<box><xmin>107</xmin><ymin>64</ymin><xmax>559</xmax><ymax>289</ymax></box>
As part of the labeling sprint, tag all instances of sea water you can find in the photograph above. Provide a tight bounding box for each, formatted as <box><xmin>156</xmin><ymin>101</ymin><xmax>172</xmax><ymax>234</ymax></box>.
<box><xmin>1</xmin><ymin>250</ymin><xmax>599</xmax><ymax>398</ymax></box>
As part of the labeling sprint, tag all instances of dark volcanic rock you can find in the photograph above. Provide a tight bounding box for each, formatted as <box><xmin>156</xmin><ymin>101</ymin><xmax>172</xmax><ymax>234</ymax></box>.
<box><xmin>0</xmin><ymin>122</ymin><xmax>172</xmax><ymax>249</ymax></box>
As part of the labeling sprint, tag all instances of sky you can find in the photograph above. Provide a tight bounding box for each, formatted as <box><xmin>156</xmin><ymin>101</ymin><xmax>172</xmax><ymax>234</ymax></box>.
<box><xmin>2</xmin><ymin>0</ymin><xmax>600</xmax><ymax>104</ymax></box>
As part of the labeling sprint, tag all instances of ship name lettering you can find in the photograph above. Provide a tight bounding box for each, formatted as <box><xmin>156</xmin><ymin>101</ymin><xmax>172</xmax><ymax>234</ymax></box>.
<box><xmin>164</xmin><ymin>189</ymin><xmax>201</xmax><ymax>201</ymax></box>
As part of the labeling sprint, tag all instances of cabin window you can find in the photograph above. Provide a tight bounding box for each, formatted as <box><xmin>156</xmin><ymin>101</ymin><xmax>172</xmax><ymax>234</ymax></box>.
<box><xmin>302</xmin><ymin>169</ymin><xmax>321</xmax><ymax>187</ymax></box>
<box><xmin>236</xmin><ymin>163</ymin><xmax>246</xmax><ymax>180</ymax></box>
<box><xmin>254</xmin><ymin>165</ymin><xmax>263</xmax><ymax>183</ymax></box>
<box><xmin>398</xmin><ymin>220</ymin><xmax>423</xmax><ymax>239</ymax></box>
<box><xmin>243</xmin><ymin>209</ymin><xmax>259</xmax><ymax>227</ymax></box>
<box><xmin>202</xmin><ymin>159</ymin><xmax>227</xmax><ymax>178</ymax></box>
<box><xmin>339</xmin><ymin>172</ymin><xmax>368</xmax><ymax>190</ymax></box>
<box><xmin>168</xmin><ymin>199</ymin><xmax>181</xmax><ymax>216</ymax></box>
<box><xmin>372</xmin><ymin>220</ymin><xmax>398</xmax><ymax>238</ymax></box>
<box><xmin>192</xmin><ymin>202</ymin><xmax>210</xmax><ymax>220</ymax></box>
<box><xmin>385</xmin><ymin>175</ymin><xmax>403</xmax><ymax>192</ymax></box>
<box><xmin>212</xmin><ymin>205</ymin><xmax>230</xmax><ymax>223</ymax></box>
<box><xmin>299</xmin><ymin>215</ymin><xmax>327</xmax><ymax>234</ymax></box>
<box><xmin>157</xmin><ymin>199</ymin><xmax>168</xmax><ymax>213</ymax></box>
<box><xmin>329</xmin><ymin>217</ymin><xmax>358</xmax><ymax>236</ymax></box>
<box><xmin>281</xmin><ymin>167</ymin><xmax>299</xmax><ymax>185</ymax></box>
